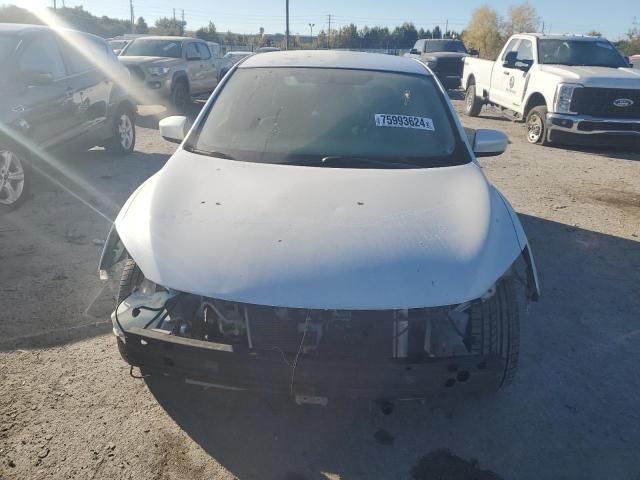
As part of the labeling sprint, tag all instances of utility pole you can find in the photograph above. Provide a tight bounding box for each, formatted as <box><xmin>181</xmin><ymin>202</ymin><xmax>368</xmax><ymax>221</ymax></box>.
<box><xmin>181</xmin><ymin>9</ymin><xmax>185</xmax><ymax>36</ymax></box>
<box><xmin>53</xmin><ymin>0</ymin><xmax>56</xmax><ymax>10</ymax></box>
<box><xmin>173</xmin><ymin>8</ymin><xmax>176</xmax><ymax>22</ymax></box>
<box><xmin>130</xmin><ymin>0</ymin><xmax>135</xmax><ymax>33</ymax></box>
<box><xmin>285</xmin><ymin>0</ymin><xmax>290</xmax><ymax>50</ymax></box>
<box><xmin>327</xmin><ymin>14</ymin><xmax>331</xmax><ymax>49</ymax></box>
<box><xmin>444</xmin><ymin>19</ymin><xmax>448</xmax><ymax>38</ymax></box>
<box><xmin>308</xmin><ymin>23</ymin><xmax>314</xmax><ymax>48</ymax></box>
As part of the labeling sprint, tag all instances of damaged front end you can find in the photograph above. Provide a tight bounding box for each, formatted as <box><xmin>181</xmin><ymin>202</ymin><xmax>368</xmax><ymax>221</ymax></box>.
<box><xmin>106</xmin><ymin>254</ymin><xmax>535</xmax><ymax>400</ymax></box>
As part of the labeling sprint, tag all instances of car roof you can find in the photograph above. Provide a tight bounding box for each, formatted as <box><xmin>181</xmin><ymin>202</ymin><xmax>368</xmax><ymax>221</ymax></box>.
<box><xmin>0</xmin><ymin>23</ymin><xmax>48</xmax><ymax>35</ymax></box>
<box><xmin>239</xmin><ymin>50</ymin><xmax>430</xmax><ymax>75</ymax></box>
<box><xmin>131</xmin><ymin>36</ymin><xmax>198</xmax><ymax>42</ymax></box>
<box><xmin>516</xmin><ymin>33</ymin><xmax>608</xmax><ymax>41</ymax></box>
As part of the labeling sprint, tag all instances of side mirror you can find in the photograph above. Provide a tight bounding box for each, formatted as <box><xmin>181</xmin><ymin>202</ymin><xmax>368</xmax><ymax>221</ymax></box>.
<box><xmin>409</xmin><ymin>48</ymin><xmax>420</xmax><ymax>55</ymax></box>
<box><xmin>469</xmin><ymin>48</ymin><xmax>479</xmax><ymax>57</ymax></box>
<box><xmin>159</xmin><ymin>116</ymin><xmax>188</xmax><ymax>144</ymax></box>
<box><xmin>23</xmin><ymin>70</ymin><xmax>54</xmax><ymax>86</ymax></box>
<box><xmin>502</xmin><ymin>51</ymin><xmax>517</xmax><ymax>68</ymax></box>
<box><xmin>472</xmin><ymin>129</ymin><xmax>508</xmax><ymax>157</ymax></box>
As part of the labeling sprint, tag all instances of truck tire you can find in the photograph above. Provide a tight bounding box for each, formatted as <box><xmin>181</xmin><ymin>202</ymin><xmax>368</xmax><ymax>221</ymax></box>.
<box><xmin>171</xmin><ymin>80</ymin><xmax>190</xmax><ymax>115</ymax></box>
<box><xmin>464</xmin><ymin>84</ymin><xmax>483</xmax><ymax>117</ymax></box>
<box><xmin>466</xmin><ymin>278</ymin><xmax>519</xmax><ymax>389</ymax></box>
<box><xmin>0</xmin><ymin>144</ymin><xmax>30</xmax><ymax>213</ymax></box>
<box><xmin>105</xmin><ymin>105</ymin><xmax>136</xmax><ymax>155</ymax></box>
<box><xmin>526</xmin><ymin>106</ymin><xmax>550</xmax><ymax>145</ymax></box>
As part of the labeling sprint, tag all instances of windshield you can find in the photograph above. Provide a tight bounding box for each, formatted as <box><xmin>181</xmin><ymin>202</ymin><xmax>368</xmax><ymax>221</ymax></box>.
<box><xmin>425</xmin><ymin>40</ymin><xmax>467</xmax><ymax>53</ymax></box>
<box><xmin>121</xmin><ymin>39</ymin><xmax>182</xmax><ymax>58</ymax></box>
<box><xmin>191</xmin><ymin>67</ymin><xmax>468</xmax><ymax>168</ymax></box>
<box><xmin>538</xmin><ymin>39</ymin><xmax>627</xmax><ymax>67</ymax></box>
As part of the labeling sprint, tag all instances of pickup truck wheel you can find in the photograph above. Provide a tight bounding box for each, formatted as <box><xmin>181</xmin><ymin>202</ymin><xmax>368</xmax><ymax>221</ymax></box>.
<box><xmin>464</xmin><ymin>84</ymin><xmax>483</xmax><ymax>117</ymax></box>
<box><xmin>171</xmin><ymin>81</ymin><xmax>190</xmax><ymax>115</ymax></box>
<box><xmin>526</xmin><ymin>106</ymin><xmax>549</xmax><ymax>145</ymax></box>
<box><xmin>465</xmin><ymin>278</ymin><xmax>519</xmax><ymax>389</ymax></box>
<box><xmin>0</xmin><ymin>146</ymin><xmax>30</xmax><ymax>213</ymax></box>
<box><xmin>105</xmin><ymin>106</ymin><xmax>136</xmax><ymax>155</ymax></box>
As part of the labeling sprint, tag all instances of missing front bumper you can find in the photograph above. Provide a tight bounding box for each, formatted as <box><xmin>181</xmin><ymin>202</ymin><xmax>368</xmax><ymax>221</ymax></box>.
<box><xmin>121</xmin><ymin>327</ymin><xmax>506</xmax><ymax>399</ymax></box>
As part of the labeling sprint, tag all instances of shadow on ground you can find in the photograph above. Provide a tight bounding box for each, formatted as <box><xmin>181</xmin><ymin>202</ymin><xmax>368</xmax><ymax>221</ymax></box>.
<box><xmin>143</xmin><ymin>214</ymin><xmax>640</xmax><ymax>480</ymax></box>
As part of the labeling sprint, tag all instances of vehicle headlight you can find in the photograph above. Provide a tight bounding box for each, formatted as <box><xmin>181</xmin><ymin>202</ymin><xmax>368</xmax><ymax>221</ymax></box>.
<box><xmin>147</xmin><ymin>66</ymin><xmax>170</xmax><ymax>76</ymax></box>
<box><xmin>553</xmin><ymin>83</ymin><xmax>582</xmax><ymax>114</ymax></box>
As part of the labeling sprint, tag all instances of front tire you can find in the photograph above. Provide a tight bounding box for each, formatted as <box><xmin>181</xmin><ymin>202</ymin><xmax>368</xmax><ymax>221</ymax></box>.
<box><xmin>105</xmin><ymin>106</ymin><xmax>136</xmax><ymax>155</ymax></box>
<box><xmin>464</xmin><ymin>84</ymin><xmax>483</xmax><ymax>117</ymax></box>
<box><xmin>466</xmin><ymin>278</ymin><xmax>520</xmax><ymax>389</ymax></box>
<box><xmin>526</xmin><ymin>106</ymin><xmax>549</xmax><ymax>145</ymax></box>
<box><xmin>171</xmin><ymin>81</ymin><xmax>190</xmax><ymax>115</ymax></box>
<box><xmin>0</xmin><ymin>146</ymin><xmax>30</xmax><ymax>213</ymax></box>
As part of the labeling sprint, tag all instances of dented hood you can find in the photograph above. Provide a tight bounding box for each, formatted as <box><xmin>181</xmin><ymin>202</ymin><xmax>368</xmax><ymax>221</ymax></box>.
<box><xmin>115</xmin><ymin>150</ymin><xmax>525</xmax><ymax>309</ymax></box>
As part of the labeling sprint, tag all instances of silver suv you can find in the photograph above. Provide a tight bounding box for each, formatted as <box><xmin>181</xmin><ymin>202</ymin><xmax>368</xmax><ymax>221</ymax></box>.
<box><xmin>119</xmin><ymin>36</ymin><xmax>218</xmax><ymax>113</ymax></box>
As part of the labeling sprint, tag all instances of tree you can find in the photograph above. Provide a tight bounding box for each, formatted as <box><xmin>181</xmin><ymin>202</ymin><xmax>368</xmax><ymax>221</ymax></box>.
<box><xmin>505</xmin><ymin>2</ymin><xmax>540</xmax><ymax>36</ymax></box>
<box><xmin>463</xmin><ymin>5</ymin><xmax>503</xmax><ymax>59</ymax></box>
<box><xmin>135</xmin><ymin>17</ymin><xmax>149</xmax><ymax>34</ymax></box>
<box><xmin>391</xmin><ymin>22</ymin><xmax>418</xmax><ymax>49</ymax></box>
<box><xmin>432</xmin><ymin>25</ymin><xmax>442</xmax><ymax>39</ymax></box>
<box><xmin>196</xmin><ymin>21</ymin><xmax>217</xmax><ymax>41</ymax></box>
<box><xmin>152</xmin><ymin>17</ymin><xmax>186</xmax><ymax>36</ymax></box>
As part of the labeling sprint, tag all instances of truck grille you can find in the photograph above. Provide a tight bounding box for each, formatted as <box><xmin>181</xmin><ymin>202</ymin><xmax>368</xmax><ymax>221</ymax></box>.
<box><xmin>571</xmin><ymin>88</ymin><xmax>640</xmax><ymax>118</ymax></box>
<box><xmin>434</xmin><ymin>57</ymin><xmax>464</xmax><ymax>77</ymax></box>
<box><xmin>126</xmin><ymin>65</ymin><xmax>146</xmax><ymax>82</ymax></box>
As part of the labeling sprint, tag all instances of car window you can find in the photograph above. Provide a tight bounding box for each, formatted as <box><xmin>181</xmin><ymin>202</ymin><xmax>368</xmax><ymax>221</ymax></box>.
<box><xmin>501</xmin><ymin>38</ymin><xmax>519</xmax><ymax>61</ymax></box>
<box><xmin>61</xmin><ymin>34</ymin><xmax>108</xmax><ymax>74</ymax></box>
<box><xmin>122</xmin><ymin>39</ymin><xmax>182</xmax><ymax>58</ymax></box>
<box><xmin>538</xmin><ymin>39</ymin><xmax>627</xmax><ymax>67</ymax></box>
<box><xmin>18</xmin><ymin>33</ymin><xmax>66</xmax><ymax>79</ymax></box>
<box><xmin>192</xmin><ymin>68</ymin><xmax>469</xmax><ymax>169</ymax></box>
<box><xmin>424</xmin><ymin>40</ymin><xmax>467</xmax><ymax>53</ymax></box>
<box><xmin>186</xmin><ymin>43</ymin><xmax>200</xmax><ymax>60</ymax></box>
<box><xmin>515</xmin><ymin>39</ymin><xmax>534</xmax><ymax>69</ymax></box>
<box><xmin>196</xmin><ymin>43</ymin><xmax>211</xmax><ymax>60</ymax></box>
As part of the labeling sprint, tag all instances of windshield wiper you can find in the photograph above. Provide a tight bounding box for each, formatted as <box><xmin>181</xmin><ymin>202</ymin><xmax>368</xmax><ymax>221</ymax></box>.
<box><xmin>186</xmin><ymin>146</ymin><xmax>236</xmax><ymax>160</ymax></box>
<box><xmin>320</xmin><ymin>156</ymin><xmax>421</xmax><ymax>169</ymax></box>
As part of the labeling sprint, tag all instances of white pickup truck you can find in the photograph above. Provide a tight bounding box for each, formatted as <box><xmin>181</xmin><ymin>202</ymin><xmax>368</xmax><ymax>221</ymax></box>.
<box><xmin>462</xmin><ymin>34</ymin><xmax>640</xmax><ymax>147</ymax></box>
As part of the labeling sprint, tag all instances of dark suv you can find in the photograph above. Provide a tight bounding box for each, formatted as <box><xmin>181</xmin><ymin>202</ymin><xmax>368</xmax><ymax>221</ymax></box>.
<box><xmin>0</xmin><ymin>24</ymin><xmax>136</xmax><ymax>212</ymax></box>
<box><xmin>405</xmin><ymin>39</ymin><xmax>475</xmax><ymax>90</ymax></box>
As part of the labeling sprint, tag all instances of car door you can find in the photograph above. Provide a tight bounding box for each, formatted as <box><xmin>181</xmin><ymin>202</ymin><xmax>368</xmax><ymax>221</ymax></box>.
<box><xmin>184</xmin><ymin>42</ymin><xmax>204</xmax><ymax>93</ymax></box>
<box><xmin>500</xmin><ymin>38</ymin><xmax>534</xmax><ymax>111</ymax></box>
<box><xmin>57</xmin><ymin>32</ymin><xmax>111</xmax><ymax>139</ymax></box>
<box><xmin>195</xmin><ymin>42</ymin><xmax>218</xmax><ymax>91</ymax></box>
<box><xmin>15</xmin><ymin>31</ymin><xmax>75</xmax><ymax>149</ymax></box>
<box><xmin>489</xmin><ymin>38</ymin><xmax>519</xmax><ymax>107</ymax></box>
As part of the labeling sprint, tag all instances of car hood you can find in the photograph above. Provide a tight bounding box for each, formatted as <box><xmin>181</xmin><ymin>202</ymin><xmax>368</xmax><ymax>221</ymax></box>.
<box><xmin>115</xmin><ymin>151</ymin><xmax>526</xmax><ymax>309</ymax></box>
<box><xmin>119</xmin><ymin>56</ymin><xmax>181</xmax><ymax>67</ymax></box>
<box><xmin>538</xmin><ymin>65</ymin><xmax>640</xmax><ymax>88</ymax></box>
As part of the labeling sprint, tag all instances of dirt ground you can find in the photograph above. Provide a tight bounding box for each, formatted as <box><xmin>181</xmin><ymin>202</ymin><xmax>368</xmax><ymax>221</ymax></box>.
<box><xmin>1</xmin><ymin>97</ymin><xmax>640</xmax><ymax>480</ymax></box>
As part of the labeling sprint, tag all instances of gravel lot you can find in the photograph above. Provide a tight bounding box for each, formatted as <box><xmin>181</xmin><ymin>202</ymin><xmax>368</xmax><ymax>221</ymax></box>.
<box><xmin>1</xmin><ymin>98</ymin><xmax>639</xmax><ymax>480</ymax></box>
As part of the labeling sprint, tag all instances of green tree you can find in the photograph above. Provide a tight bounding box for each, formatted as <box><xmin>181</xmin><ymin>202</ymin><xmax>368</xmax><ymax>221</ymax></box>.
<box><xmin>152</xmin><ymin>17</ymin><xmax>186</xmax><ymax>36</ymax></box>
<box><xmin>135</xmin><ymin>17</ymin><xmax>149</xmax><ymax>34</ymax></box>
<box><xmin>432</xmin><ymin>25</ymin><xmax>442</xmax><ymax>39</ymax></box>
<box><xmin>196</xmin><ymin>21</ymin><xmax>217</xmax><ymax>41</ymax></box>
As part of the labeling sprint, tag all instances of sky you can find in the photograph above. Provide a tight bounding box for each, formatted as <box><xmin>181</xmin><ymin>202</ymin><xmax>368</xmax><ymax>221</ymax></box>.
<box><xmin>26</xmin><ymin>0</ymin><xmax>639</xmax><ymax>40</ymax></box>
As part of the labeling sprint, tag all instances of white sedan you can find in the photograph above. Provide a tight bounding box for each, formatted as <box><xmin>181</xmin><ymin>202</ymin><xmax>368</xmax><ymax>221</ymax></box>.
<box><xmin>99</xmin><ymin>51</ymin><xmax>539</xmax><ymax>401</ymax></box>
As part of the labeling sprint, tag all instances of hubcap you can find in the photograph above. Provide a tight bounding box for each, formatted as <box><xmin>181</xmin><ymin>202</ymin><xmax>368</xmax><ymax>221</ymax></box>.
<box><xmin>0</xmin><ymin>149</ymin><xmax>25</xmax><ymax>206</ymax></box>
<box><xmin>118</xmin><ymin>114</ymin><xmax>134</xmax><ymax>150</ymax></box>
<box><xmin>527</xmin><ymin>115</ymin><xmax>543</xmax><ymax>143</ymax></box>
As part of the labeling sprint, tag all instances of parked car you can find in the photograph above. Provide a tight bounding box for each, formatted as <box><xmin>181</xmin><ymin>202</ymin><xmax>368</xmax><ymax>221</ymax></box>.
<box><xmin>108</xmin><ymin>38</ymin><xmax>129</xmax><ymax>55</ymax></box>
<box><xmin>404</xmin><ymin>39</ymin><xmax>475</xmax><ymax>90</ymax></box>
<box><xmin>0</xmin><ymin>24</ymin><xmax>136</xmax><ymax>213</ymax></box>
<box><xmin>118</xmin><ymin>36</ymin><xmax>218</xmax><ymax>113</ymax></box>
<box><xmin>462</xmin><ymin>34</ymin><xmax>640</xmax><ymax>147</ymax></box>
<box><xmin>217</xmin><ymin>51</ymin><xmax>252</xmax><ymax>81</ymax></box>
<box><xmin>99</xmin><ymin>51</ymin><xmax>540</xmax><ymax>401</ymax></box>
<box><xmin>630</xmin><ymin>54</ymin><xmax>640</xmax><ymax>69</ymax></box>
